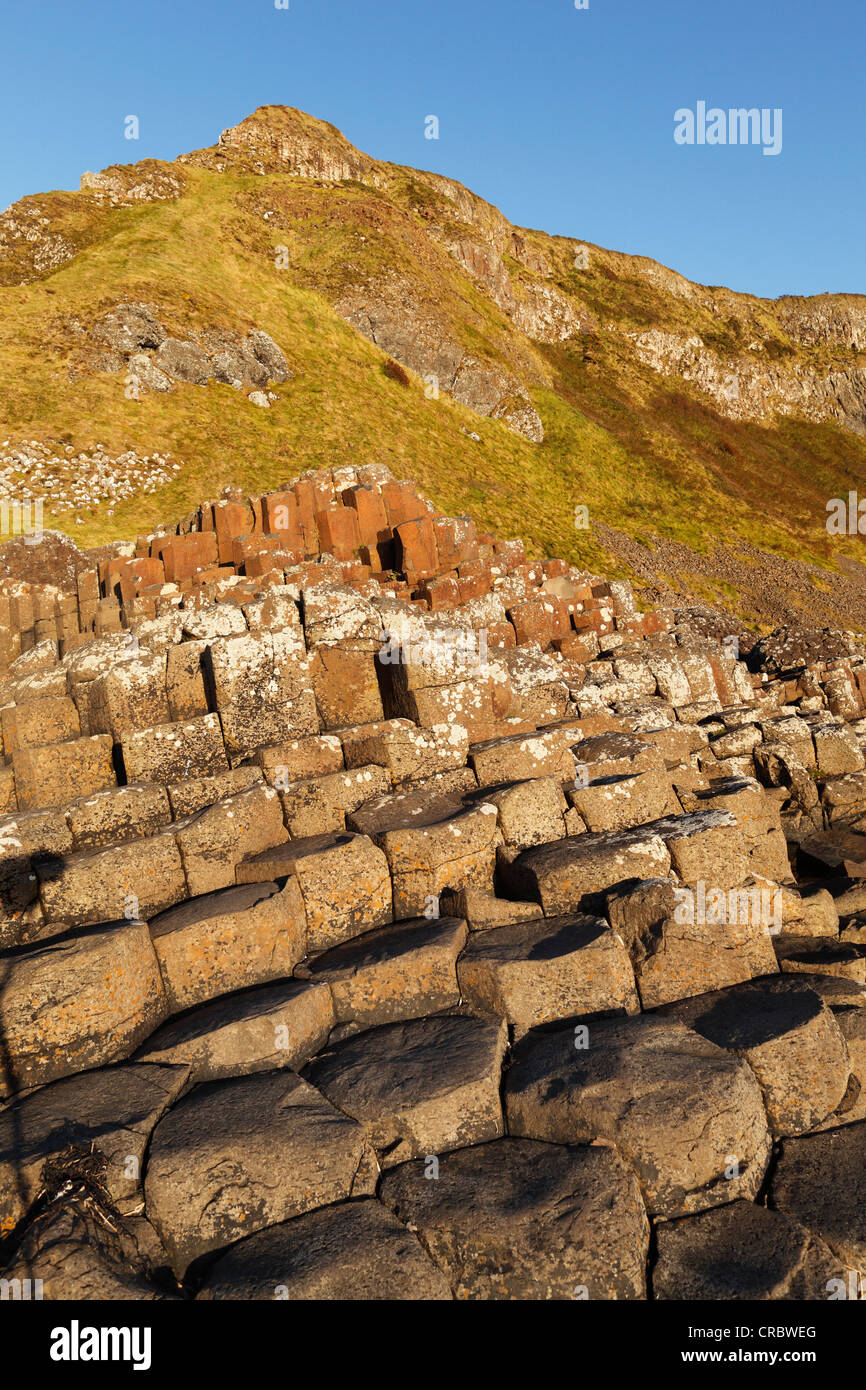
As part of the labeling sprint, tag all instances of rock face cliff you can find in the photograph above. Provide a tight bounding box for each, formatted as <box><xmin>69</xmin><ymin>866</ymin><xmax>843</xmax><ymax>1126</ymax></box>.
<box><xmin>630</xmin><ymin>325</ymin><xmax>866</xmax><ymax>436</ymax></box>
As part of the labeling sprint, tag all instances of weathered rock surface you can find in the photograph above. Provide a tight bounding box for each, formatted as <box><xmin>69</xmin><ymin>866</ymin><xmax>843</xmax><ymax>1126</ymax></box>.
<box><xmin>197</xmin><ymin>1198</ymin><xmax>452</xmax><ymax>1300</ymax></box>
<box><xmin>605</xmin><ymin>876</ymin><xmax>778</xmax><ymax>1008</ymax></box>
<box><xmin>379</xmin><ymin>1138</ymin><xmax>649</xmax><ymax>1300</ymax></box>
<box><xmin>507</xmin><ymin>826</ymin><xmax>672</xmax><ymax>914</ymax></box>
<box><xmin>148</xmin><ymin>880</ymin><xmax>306</xmax><ymax>1012</ymax></box>
<box><xmin>770</xmin><ymin>1122</ymin><xmax>866</xmax><ymax>1273</ymax></box>
<box><xmin>296</xmin><ymin>915</ymin><xmax>467</xmax><ymax>1030</ymax></box>
<box><xmin>505</xmin><ymin>1015</ymin><xmax>772</xmax><ymax>1218</ymax></box>
<box><xmin>0</xmin><ymin>921</ymin><xmax>166</xmax><ymax>1096</ymax></box>
<box><xmin>0</xmin><ymin>1200</ymin><xmax>173</xmax><ymax>1300</ymax></box>
<box><xmin>137</xmin><ymin>980</ymin><xmax>333</xmax><ymax>1082</ymax></box>
<box><xmin>457</xmin><ymin>914</ymin><xmax>639</xmax><ymax>1035</ymax></box>
<box><xmin>659</xmin><ymin>979</ymin><xmax>851</xmax><ymax>1137</ymax></box>
<box><xmin>144</xmin><ymin>1070</ymin><xmax>375</xmax><ymax>1276</ymax></box>
<box><xmin>304</xmin><ymin>1016</ymin><xmax>507</xmax><ymax>1168</ymax></box>
<box><xmin>5</xmin><ymin>460</ymin><xmax>866</xmax><ymax>1299</ymax></box>
<box><xmin>653</xmin><ymin>1199</ymin><xmax>850</xmax><ymax>1300</ymax></box>
<box><xmin>0</xmin><ymin>1062</ymin><xmax>187</xmax><ymax>1234</ymax></box>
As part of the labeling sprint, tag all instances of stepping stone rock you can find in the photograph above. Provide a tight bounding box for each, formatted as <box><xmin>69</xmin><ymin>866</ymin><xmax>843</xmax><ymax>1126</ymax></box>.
<box><xmin>640</xmin><ymin>723</ymin><xmax>706</xmax><ymax>765</ymax></box>
<box><xmin>0</xmin><ymin>921</ymin><xmax>167</xmax><ymax>1097</ymax></box>
<box><xmin>310</xmin><ymin>646</ymin><xmax>384</xmax><ymax>729</ymax></box>
<box><xmin>89</xmin><ymin>649</ymin><xmax>171</xmax><ymax>742</ymax></box>
<box><xmin>342</xmin><ymin>720</ymin><xmax>470</xmax><ymax>785</ymax></box>
<box><xmin>469</xmin><ymin>729</ymin><xmax>576</xmax><ymax>788</ymax></box>
<box><xmin>1</xmin><ymin>696</ymin><xmax>79</xmax><ymax>753</ymax></box>
<box><xmin>236</xmin><ymin>832</ymin><xmax>392</xmax><ymax>952</ymax></box>
<box><xmin>814</xmin><ymin>1006</ymin><xmax>866</xmax><ymax>1129</ymax></box>
<box><xmin>182</xmin><ymin>602</ymin><xmax>248</xmax><ymax>642</ymax></box>
<box><xmin>0</xmin><ymin>1062</ymin><xmax>188</xmax><ymax>1234</ymax></box>
<box><xmin>647</xmin><ymin>810</ymin><xmax>749</xmax><ymax>888</ymax></box>
<box><xmin>759</xmin><ymin>715</ymin><xmax>816</xmax><ymax>769</ymax></box>
<box><xmin>505</xmin><ymin>1014</ymin><xmax>772</xmax><ymax>1218</ymax></box>
<box><xmin>379</xmin><ymin>1138</ymin><xmax>649</xmax><ymax>1300</ymax></box>
<box><xmin>653</xmin><ymin>1199</ymin><xmax>851</xmax><ymax>1300</ymax></box>
<box><xmin>457</xmin><ymin>914</ymin><xmax>639</xmax><ymax>1035</ymax></box>
<box><xmin>12</xmin><ymin>734</ymin><xmax>116</xmax><ymax>812</ymax></box>
<box><xmin>36</xmin><ymin>830</ymin><xmax>187</xmax><ymax>928</ymax></box>
<box><xmin>66</xmin><ymin>782</ymin><xmax>172</xmax><ymax>851</ymax></box>
<box><xmin>197</xmin><ymin>1198</ymin><xmax>452</xmax><ymax>1300</ymax></box>
<box><xmin>375</xmin><ymin>803</ymin><xmax>501</xmax><ymax>919</ymax></box>
<box><xmin>689</xmin><ymin>777</ymin><xmax>791</xmax><ymax>883</ymax></box>
<box><xmin>137</xmin><ymin>979</ymin><xmax>333</xmax><ymax>1083</ymax></box>
<box><xmin>277</xmin><ymin>764</ymin><xmax>390</xmax><ymax>836</ymax></box>
<box><xmin>346</xmin><ymin>771</ymin><xmax>476</xmax><ymax>837</ymax></box>
<box><xmin>813</xmin><ymin>723</ymin><xmax>865</xmax><ymax>776</ymax></box>
<box><xmin>605</xmin><ymin>877</ymin><xmax>779</xmax><ymax>1009</ymax></box>
<box><xmin>176</xmin><ymin>784</ymin><xmax>288</xmax><ymax>896</ymax></box>
<box><xmin>467</xmin><ymin>722</ymin><xmax>575</xmax><ymax>789</ymax></box>
<box><xmin>821</xmin><ymin>771</ymin><xmax>866</xmax><ymax>832</ymax></box>
<box><xmin>508</xmin><ymin>826</ymin><xmax>672</xmax><ymax>915</ymax></box>
<box><xmin>771</xmin><ymin>1122</ymin><xmax>866</xmax><ymax>1273</ymax></box>
<box><xmin>144</xmin><ymin>1070</ymin><xmax>376</xmax><ymax>1277</ymax></box>
<box><xmin>468</xmin><ymin>777</ymin><xmax>568</xmax><ymax>849</ymax></box>
<box><xmin>388</xmin><ymin>669</ymin><xmax>510</xmax><ymax>742</ymax></box>
<box><xmin>302</xmin><ymin>583</ymin><xmax>382</xmax><ymax>648</ymax></box>
<box><xmin>779</xmin><ymin>883</ymin><xmax>839</xmax><ymax>937</ymax></box>
<box><xmin>765</xmin><ymin>972</ymin><xmax>866</xmax><ymax>1012</ymax></box>
<box><xmin>203</xmin><ymin>631</ymin><xmax>308</xmax><ymax>709</ymax></box>
<box><xmin>568</xmin><ymin>770</ymin><xmax>676</xmax><ymax>835</ymax></box>
<box><xmin>148</xmin><ymin>880</ymin><xmax>307</xmax><ymax>1013</ymax></box>
<box><xmin>660</xmin><ymin>980</ymin><xmax>851</xmax><ymax>1137</ymax></box>
<box><xmin>256</xmin><ymin>732</ymin><xmax>344</xmax><ymax>785</ymax></box>
<box><xmin>218</xmin><ymin>696</ymin><xmax>319</xmax><ymax>763</ymax></box>
<box><xmin>296</xmin><ymin>916</ymin><xmax>467</xmax><ymax>1030</ymax></box>
<box><xmin>120</xmin><ymin>713</ymin><xmax>229</xmax><ymax>784</ymax></box>
<box><xmin>573</xmin><ymin>731</ymin><xmax>664</xmax><ymax>780</ymax></box>
<box><xmin>304</xmin><ymin>1015</ymin><xmax>507</xmax><ymax>1168</ymax></box>
<box><xmin>167</xmin><ymin>764</ymin><xmax>263</xmax><ymax>819</ymax></box>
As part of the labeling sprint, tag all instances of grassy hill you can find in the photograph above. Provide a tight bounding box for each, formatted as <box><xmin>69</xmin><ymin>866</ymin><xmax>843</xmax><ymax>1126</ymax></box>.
<box><xmin>2</xmin><ymin>105</ymin><xmax>866</xmax><ymax>630</ymax></box>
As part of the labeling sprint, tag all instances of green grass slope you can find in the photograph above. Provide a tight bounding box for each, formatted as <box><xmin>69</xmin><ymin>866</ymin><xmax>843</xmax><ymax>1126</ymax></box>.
<box><xmin>1</xmin><ymin>106</ymin><xmax>866</xmax><ymax>628</ymax></box>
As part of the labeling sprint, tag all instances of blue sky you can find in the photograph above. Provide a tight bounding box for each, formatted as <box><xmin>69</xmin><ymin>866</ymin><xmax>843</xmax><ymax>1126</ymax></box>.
<box><xmin>2</xmin><ymin>0</ymin><xmax>863</xmax><ymax>298</ymax></box>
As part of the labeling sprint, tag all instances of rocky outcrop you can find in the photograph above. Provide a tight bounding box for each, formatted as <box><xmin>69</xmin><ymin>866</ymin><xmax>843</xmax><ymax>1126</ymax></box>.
<box><xmin>0</xmin><ymin>200</ymin><xmax>78</xmax><ymax>283</ymax></box>
<box><xmin>629</xmin><ymin>328</ymin><xmax>866</xmax><ymax>435</ymax></box>
<box><xmin>79</xmin><ymin>161</ymin><xmax>185</xmax><ymax>207</ymax></box>
<box><xmin>180</xmin><ymin>105</ymin><xmax>386</xmax><ymax>188</ymax></box>
<box><xmin>79</xmin><ymin>302</ymin><xmax>292</xmax><ymax>398</ymax></box>
<box><xmin>0</xmin><ymin>164</ymin><xmax>183</xmax><ymax>286</ymax></box>
<box><xmin>3</xmin><ymin>461</ymin><xmax>866</xmax><ymax>1299</ymax></box>
<box><xmin>748</xmin><ymin>627</ymin><xmax>861</xmax><ymax>678</ymax></box>
<box><xmin>777</xmin><ymin>297</ymin><xmax>866</xmax><ymax>353</ymax></box>
<box><xmin>335</xmin><ymin>276</ymin><xmax>544</xmax><ymax>441</ymax></box>
<box><xmin>439</xmin><ymin>235</ymin><xmax>594</xmax><ymax>345</ymax></box>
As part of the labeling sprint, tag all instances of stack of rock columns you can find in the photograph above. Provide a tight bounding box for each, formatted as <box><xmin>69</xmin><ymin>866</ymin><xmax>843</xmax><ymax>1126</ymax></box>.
<box><xmin>2</xmin><ymin>462</ymin><xmax>866</xmax><ymax>1300</ymax></box>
